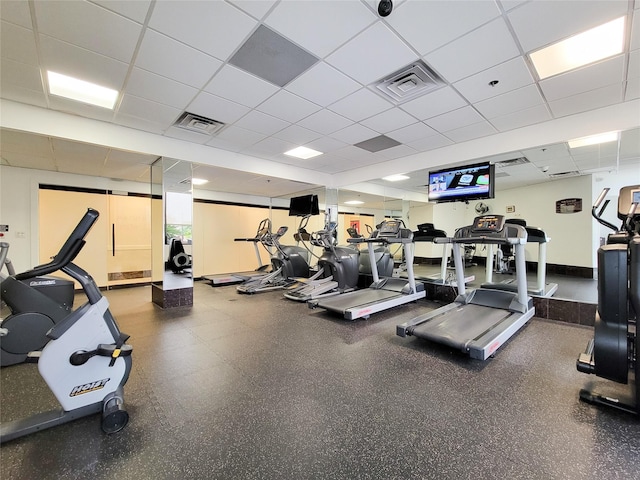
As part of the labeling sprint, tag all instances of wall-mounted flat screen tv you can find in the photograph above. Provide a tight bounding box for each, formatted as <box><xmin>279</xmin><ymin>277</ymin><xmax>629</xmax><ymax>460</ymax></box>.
<box><xmin>428</xmin><ymin>162</ymin><xmax>495</xmax><ymax>203</ymax></box>
<box><xmin>288</xmin><ymin>194</ymin><xmax>320</xmax><ymax>216</ymax></box>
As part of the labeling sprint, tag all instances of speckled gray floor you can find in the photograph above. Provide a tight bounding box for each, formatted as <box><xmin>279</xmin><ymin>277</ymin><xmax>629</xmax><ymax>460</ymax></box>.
<box><xmin>1</xmin><ymin>281</ymin><xmax>637</xmax><ymax>480</ymax></box>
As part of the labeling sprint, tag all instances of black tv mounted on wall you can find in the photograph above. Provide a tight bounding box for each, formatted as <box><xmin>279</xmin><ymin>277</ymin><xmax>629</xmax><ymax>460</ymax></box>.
<box><xmin>288</xmin><ymin>194</ymin><xmax>320</xmax><ymax>216</ymax></box>
<box><xmin>427</xmin><ymin>161</ymin><xmax>495</xmax><ymax>204</ymax></box>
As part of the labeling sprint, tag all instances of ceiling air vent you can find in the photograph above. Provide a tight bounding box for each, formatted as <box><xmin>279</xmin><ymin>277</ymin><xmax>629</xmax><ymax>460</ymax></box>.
<box><xmin>376</xmin><ymin>60</ymin><xmax>444</xmax><ymax>102</ymax></box>
<box><xmin>175</xmin><ymin>112</ymin><xmax>225</xmax><ymax>135</ymax></box>
<box><xmin>549</xmin><ymin>171</ymin><xmax>581</xmax><ymax>178</ymax></box>
<box><xmin>495</xmin><ymin>157</ymin><xmax>530</xmax><ymax>167</ymax></box>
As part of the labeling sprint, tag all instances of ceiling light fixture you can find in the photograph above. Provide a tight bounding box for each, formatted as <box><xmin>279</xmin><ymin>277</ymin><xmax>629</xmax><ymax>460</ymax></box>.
<box><xmin>382</xmin><ymin>174</ymin><xmax>410</xmax><ymax>182</ymax></box>
<box><xmin>284</xmin><ymin>146</ymin><xmax>323</xmax><ymax>159</ymax></box>
<box><xmin>344</xmin><ymin>200</ymin><xmax>364</xmax><ymax>205</ymax></box>
<box><xmin>191</xmin><ymin>178</ymin><xmax>209</xmax><ymax>185</ymax></box>
<box><xmin>47</xmin><ymin>70</ymin><xmax>118</xmax><ymax>109</ymax></box>
<box><xmin>529</xmin><ymin>16</ymin><xmax>625</xmax><ymax>80</ymax></box>
<box><xmin>568</xmin><ymin>131</ymin><xmax>619</xmax><ymax>148</ymax></box>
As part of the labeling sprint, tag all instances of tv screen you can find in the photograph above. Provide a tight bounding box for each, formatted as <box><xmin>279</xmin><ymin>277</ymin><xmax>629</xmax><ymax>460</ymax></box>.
<box><xmin>427</xmin><ymin>162</ymin><xmax>495</xmax><ymax>203</ymax></box>
<box><xmin>288</xmin><ymin>194</ymin><xmax>320</xmax><ymax>216</ymax></box>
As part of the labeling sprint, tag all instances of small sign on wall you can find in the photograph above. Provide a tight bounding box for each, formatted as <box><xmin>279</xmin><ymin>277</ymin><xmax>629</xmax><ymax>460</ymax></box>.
<box><xmin>506</xmin><ymin>205</ymin><xmax>515</xmax><ymax>214</ymax></box>
<box><xmin>556</xmin><ymin>198</ymin><xmax>582</xmax><ymax>214</ymax></box>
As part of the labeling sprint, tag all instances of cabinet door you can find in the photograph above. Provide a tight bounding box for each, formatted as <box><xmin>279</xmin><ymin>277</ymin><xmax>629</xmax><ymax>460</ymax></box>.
<box><xmin>107</xmin><ymin>194</ymin><xmax>151</xmax><ymax>286</ymax></box>
<box><xmin>38</xmin><ymin>189</ymin><xmax>109</xmax><ymax>287</ymax></box>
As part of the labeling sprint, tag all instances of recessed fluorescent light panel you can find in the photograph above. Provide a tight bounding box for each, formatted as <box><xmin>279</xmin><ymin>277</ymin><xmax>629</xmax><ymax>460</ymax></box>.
<box><xmin>568</xmin><ymin>131</ymin><xmax>619</xmax><ymax>149</ymax></box>
<box><xmin>284</xmin><ymin>146</ymin><xmax>323</xmax><ymax>159</ymax></box>
<box><xmin>47</xmin><ymin>71</ymin><xmax>118</xmax><ymax>109</ymax></box>
<box><xmin>530</xmin><ymin>16</ymin><xmax>625</xmax><ymax>79</ymax></box>
<box><xmin>191</xmin><ymin>178</ymin><xmax>209</xmax><ymax>185</ymax></box>
<box><xmin>344</xmin><ymin>200</ymin><xmax>364</xmax><ymax>205</ymax></box>
<box><xmin>382</xmin><ymin>174</ymin><xmax>410</xmax><ymax>182</ymax></box>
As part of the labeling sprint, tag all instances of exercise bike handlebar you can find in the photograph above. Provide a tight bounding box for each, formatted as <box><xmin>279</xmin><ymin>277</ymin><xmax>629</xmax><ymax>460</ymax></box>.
<box><xmin>15</xmin><ymin>208</ymin><xmax>100</xmax><ymax>281</ymax></box>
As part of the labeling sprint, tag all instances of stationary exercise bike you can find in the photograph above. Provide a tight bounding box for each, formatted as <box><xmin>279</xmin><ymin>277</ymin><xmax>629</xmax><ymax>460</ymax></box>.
<box><xmin>577</xmin><ymin>185</ymin><xmax>640</xmax><ymax>415</ymax></box>
<box><xmin>1</xmin><ymin>243</ymin><xmax>76</xmax><ymax>367</ymax></box>
<box><xmin>1</xmin><ymin>208</ymin><xmax>133</xmax><ymax>442</ymax></box>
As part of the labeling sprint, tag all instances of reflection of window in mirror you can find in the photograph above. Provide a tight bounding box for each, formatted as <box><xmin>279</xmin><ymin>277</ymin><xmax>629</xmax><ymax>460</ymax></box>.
<box><xmin>165</xmin><ymin>192</ymin><xmax>193</xmax><ymax>245</ymax></box>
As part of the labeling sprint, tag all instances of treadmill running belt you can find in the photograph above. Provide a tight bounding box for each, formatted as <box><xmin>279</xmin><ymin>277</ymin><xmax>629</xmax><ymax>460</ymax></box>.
<box><xmin>408</xmin><ymin>304</ymin><xmax>514</xmax><ymax>351</ymax></box>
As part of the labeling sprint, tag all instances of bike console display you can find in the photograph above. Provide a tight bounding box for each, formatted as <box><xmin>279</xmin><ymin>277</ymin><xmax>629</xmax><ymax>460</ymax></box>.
<box><xmin>472</xmin><ymin>215</ymin><xmax>506</xmax><ymax>233</ymax></box>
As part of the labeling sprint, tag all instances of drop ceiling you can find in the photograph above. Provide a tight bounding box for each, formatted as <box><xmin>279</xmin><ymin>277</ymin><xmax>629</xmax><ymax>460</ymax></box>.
<box><xmin>1</xmin><ymin>0</ymin><xmax>639</xmax><ymax>206</ymax></box>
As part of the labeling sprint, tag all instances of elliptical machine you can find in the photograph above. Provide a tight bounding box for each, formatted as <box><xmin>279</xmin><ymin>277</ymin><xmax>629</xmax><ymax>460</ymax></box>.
<box><xmin>1</xmin><ymin>208</ymin><xmax>133</xmax><ymax>442</ymax></box>
<box><xmin>577</xmin><ymin>185</ymin><xmax>640</xmax><ymax>415</ymax></box>
<box><xmin>1</xmin><ymin>243</ymin><xmax>76</xmax><ymax>367</ymax></box>
<box><xmin>284</xmin><ymin>224</ymin><xmax>360</xmax><ymax>302</ymax></box>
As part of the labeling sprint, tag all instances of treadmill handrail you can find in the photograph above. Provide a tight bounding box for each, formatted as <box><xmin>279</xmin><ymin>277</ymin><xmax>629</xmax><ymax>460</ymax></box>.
<box><xmin>435</xmin><ymin>236</ymin><xmax>526</xmax><ymax>245</ymax></box>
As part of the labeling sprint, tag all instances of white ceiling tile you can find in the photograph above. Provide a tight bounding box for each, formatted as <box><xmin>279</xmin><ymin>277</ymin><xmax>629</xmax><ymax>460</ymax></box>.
<box><xmin>52</xmin><ymin>137</ymin><xmax>108</xmax><ymax>161</ymax></box>
<box><xmin>548</xmin><ymin>83</ymin><xmax>624</xmax><ymax>117</ymax></box>
<box><xmin>1</xmin><ymin>151</ymin><xmax>56</xmax><ymax>170</ymax></box>
<box><xmin>204</xmin><ymin>65</ymin><xmax>279</xmax><ymax>108</ymax></box>
<box><xmin>35</xmin><ymin>0</ymin><xmax>142</xmax><ymax>63</ymax></box>
<box><xmin>1</xmin><ymin>21</ymin><xmax>38</xmax><ymax>65</ymax></box>
<box><xmin>297</xmin><ymin>109</ymin><xmax>353</xmax><ymax>135</ymax></box>
<box><xmin>508</xmin><ymin>0</ymin><xmax>628</xmax><ymax>52</ymax></box>
<box><xmin>232</xmin><ymin>1</ymin><xmax>278</xmax><ymax>20</ymax></box>
<box><xmin>188</xmin><ymin>92</ymin><xmax>251</xmax><ymax>124</ymax></box>
<box><xmin>272</xmin><ymin>124</ymin><xmax>322</xmax><ymax>145</ymax></box>
<box><xmin>234</xmin><ymin>110</ymin><xmax>290</xmax><ymax>136</ymax></box>
<box><xmin>442</xmin><ymin>121</ymin><xmax>498</xmax><ymax>143</ymax></box>
<box><xmin>40</xmin><ymin>35</ymin><xmax>129</xmax><ymax>90</ymax></box>
<box><xmin>303</xmin><ymin>136</ymin><xmax>348</xmax><ymax>154</ymax></box>
<box><xmin>163</xmin><ymin>126</ymin><xmax>212</xmax><ymax>144</ymax></box>
<box><xmin>119</xmin><ymin>94</ymin><xmax>181</xmax><ymax>126</ymax></box>
<box><xmin>264</xmin><ymin>0</ymin><xmax>376</xmax><ymax>58</ymax></box>
<box><xmin>256</xmin><ymin>90</ymin><xmax>321</xmax><ymax>123</ymax></box>
<box><xmin>0</xmin><ymin>0</ymin><xmax>32</xmax><ymax>28</ymax></box>
<box><xmin>328</xmin><ymin>88</ymin><xmax>392</xmax><ymax>122</ymax></box>
<box><xmin>135</xmin><ymin>29</ymin><xmax>223</xmax><ymax>88</ymax></box>
<box><xmin>286</xmin><ymin>62</ymin><xmax>361</xmax><ymax>107</ymax></box>
<box><xmin>498</xmin><ymin>0</ymin><xmax>528</xmax><ymax>12</ymax></box>
<box><xmin>407</xmin><ymin>134</ymin><xmax>454</xmax><ymax>151</ymax></box>
<box><xmin>628</xmin><ymin>49</ymin><xmax>640</xmax><ymax>79</ymax></box>
<box><xmin>149</xmin><ymin>1</ymin><xmax>256</xmax><ymax>61</ymax></box>
<box><xmin>329</xmin><ymin>123</ymin><xmax>378</xmax><ymax>144</ymax></box>
<box><xmin>326</xmin><ymin>22</ymin><xmax>417</xmax><ymax>85</ymax></box>
<box><xmin>453</xmin><ymin>57</ymin><xmax>535</xmax><ymax>104</ymax></box>
<box><xmin>0</xmin><ymin>83</ymin><xmax>47</xmax><ymax>108</ymax></box>
<box><xmin>48</xmin><ymin>96</ymin><xmax>116</xmax><ymax>122</ymax></box>
<box><xmin>539</xmin><ymin>55</ymin><xmax>625</xmax><ymax>101</ymax></box>
<box><xmin>0</xmin><ymin>57</ymin><xmax>43</xmax><ymax>92</ymax></box>
<box><xmin>375</xmin><ymin>144</ymin><xmax>418</xmax><ymax>160</ymax></box>
<box><xmin>114</xmin><ymin>113</ymin><xmax>167</xmax><ymax>135</ymax></box>
<box><xmin>360</xmin><ymin>108</ymin><xmax>417</xmax><ymax>134</ymax></box>
<box><xmin>475</xmin><ymin>84</ymin><xmax>545</xmax><ymax>118</ymax></box>
<box><xmin>626</xmin><ymin>75</ymin><xmax>640</xmax><ymax>101</ymax></box>
<box><xmin>489</xmin><ymin>104</ymin><xmax>552</xmax><ymax>132</ymax></box>
<box><xmin>91</xmin><ymin>1</ymin><xmax>152</xmax><ymax>23</ymax></box>
<box><xmin>522</xmin><ymin>143</ymin><xmax>570</xmax><ymax>165</ymax></box>
<box><xmin>425</xmin><ymin>106</ymin><xmax>485</xmax><ymax>132</ymax></box>
<box><xmin>425</xmin><ymin>18</ymin><xmax>520</xmax><ymax>83</ymax></box>
<box><xmin>1</xmin><ymin>129</ymin><xmax>52</xmax><ymax>156</ymax></box>
<box><xmin>399</xmin><ymin>87</ymin><xmax>468</xmax><ymax>120</ymax></box>
<box><xmin>388</xmin><ymin>0</ymin><xmax>500</xmax><ymax>55</ymax></box>
<box><xmin>387</xmin><ymin>122</ymin><xmax>439</xmax><ymax>143</ymax></box>
<box><xmin>246</xmin><ymin>136</ymin><xmax>297</xmax><ymax>156</ymax></box>
<box><xmin>211</xmin><ymin>126</ymin><xmax>266</xmax><ymax>148</ymax></box>
<box><xmin>631</xmin><ymin>10</ymin><xmax>640</xmax><ymax>50</ymax></box>
<box><xmin>125</xmin><ymin>68</ymin><xmax>198</xmax><ymax>110</ymax></box>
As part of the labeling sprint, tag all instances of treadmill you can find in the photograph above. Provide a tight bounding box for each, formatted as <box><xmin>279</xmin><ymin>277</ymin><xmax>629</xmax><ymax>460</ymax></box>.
<box><xmin>204</xmin><ymin>218</ymin><xmax>272</xmax><ymax>286</ymax></box>
<box><xmin>481</xmin><ymin>220</ymin><xmax>558</xmax><ymax>297</ymax></box>
<box><xmin>309</xmin><ymin>219</ymin><xmax>425</xmax><ymax>320</ymax></box>
<box><xmin>404</xmin><ymin>223</ymin><xmax>474</xmax><ymax>286</ymax></box>
<box><xmin>397</xmin><ymin>215</ymin><xmax>535</xmax><ymax>360</ymax></box>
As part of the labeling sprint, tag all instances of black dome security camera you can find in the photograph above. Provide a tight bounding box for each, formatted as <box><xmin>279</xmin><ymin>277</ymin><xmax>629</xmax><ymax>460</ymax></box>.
<box><xmin>378</xmin><ymin>0</ymin><xmax>393</xmax><ymax>17</ymax></box>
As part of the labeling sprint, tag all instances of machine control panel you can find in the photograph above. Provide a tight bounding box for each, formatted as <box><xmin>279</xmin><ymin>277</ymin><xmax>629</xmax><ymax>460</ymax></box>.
<box><xmin>377</xmin><ymin>219</ymin><xmax>402</xmax><ymax>236</ymax></box>
<box><xmin>472</xmin><ymin>215</ymin><xmax>506</xmax><ymax>233</ymax></box>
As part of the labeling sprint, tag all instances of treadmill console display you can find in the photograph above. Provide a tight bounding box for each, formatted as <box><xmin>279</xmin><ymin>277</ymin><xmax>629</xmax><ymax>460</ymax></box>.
<box><xmin>378</xmin><ymin>220</ymin><xmax>402</xmax><ymax>237</ymax></box>
<box><xmin>472</xmin><ymin>215</ymin><xmax>505</xmax><ymax>233</ymax></box>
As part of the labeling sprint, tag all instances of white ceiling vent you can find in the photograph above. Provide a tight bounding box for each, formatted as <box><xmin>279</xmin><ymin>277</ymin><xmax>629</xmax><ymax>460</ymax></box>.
<box><xmin>549</xmin><ymin>171</ymin><xmax>581</xmax><ymax>178</ymax></box>
<box><xmin>175</xmin><ymin>112</ymin><xmax>225</xmax><ymax>135</ymax></box>
<box><xmin>495</xmin><ymin>157</ymin><xmax>530</xmax><ymax>167</ymax></box>
<box><xmin>376</xmin><ymin>61</ymin><xmax>444</xmax><ymax>102</ymax></box>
